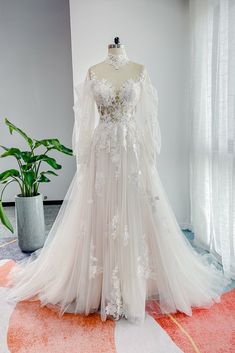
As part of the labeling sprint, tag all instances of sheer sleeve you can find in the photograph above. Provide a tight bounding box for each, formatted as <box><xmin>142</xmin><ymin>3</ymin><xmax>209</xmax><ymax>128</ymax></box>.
<box><xmin>134</xmin><ymin>67</ymin><xmax>161</xmax><ymax>165</ymax></box>
<box><xmin>72</xmin><ymin>69</ymin><xmax>98</xmax><ymax>167</ymax></box>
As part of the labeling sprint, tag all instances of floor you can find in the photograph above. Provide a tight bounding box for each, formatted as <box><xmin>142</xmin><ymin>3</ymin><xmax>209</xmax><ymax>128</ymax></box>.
<box><xmin>0</xmin><ymin>205</ymin><xmax>60</xmax><ymax>261</ymax></box>
<box><xmin>0</xmin><ymin>204</ymin><xmax>234</xmax><ymax>292</ymax></box>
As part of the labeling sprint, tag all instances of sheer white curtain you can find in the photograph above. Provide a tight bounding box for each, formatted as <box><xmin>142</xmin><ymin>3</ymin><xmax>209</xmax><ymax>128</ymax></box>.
<box><xmin>189</xmin><ymin>0</ymin><xmax>235</xmax><ymax>279</ymax></box>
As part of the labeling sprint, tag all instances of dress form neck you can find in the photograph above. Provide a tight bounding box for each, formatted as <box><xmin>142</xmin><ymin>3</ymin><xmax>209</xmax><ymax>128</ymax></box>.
<box><xmin>105</xmin><ymin>47</ymin><xmax>130</xmax><ymax>70</ymax></box>
<box><xmin>107</xmin><ymin>46</ymin><xmax>127</xmax><ymax>56</ymax></box>
<box><xmin>89</xmin><ymin>45</ymin><xmax>143</xmax><ymax>88</ymax></box>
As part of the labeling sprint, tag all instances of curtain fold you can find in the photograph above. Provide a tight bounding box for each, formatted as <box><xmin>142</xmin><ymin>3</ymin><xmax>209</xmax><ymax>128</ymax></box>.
<box><xmin>189</xmin><ymin>0</ymin><xmax>235</xmax><ymax>279</ymax></box>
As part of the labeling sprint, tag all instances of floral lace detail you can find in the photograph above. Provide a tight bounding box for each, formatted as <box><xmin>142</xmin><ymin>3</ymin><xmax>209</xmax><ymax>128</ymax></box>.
<box><xmin>137</xmin><ymin>233</ymin><xmax>157</xmax><ymax>279</ymax></box>
<box><xmin>128</xmin><ymin>170</ymin><xmax>142</xmax><ymax>187</ymax></box>
<box><xmin>90</xmin><ymin>68</ymin><xmax>145</xmax><ymax>124</ymax></box>
<box><xmin>145</xmin><ymin>188</ymin><xmax>160</xmax><ymax>212</ymax></box>
<box><xmin>92</xmin><ymin>120</ymin><xmax>141</xmax><ymax>172</ymax></box>
<box><xmin>90</xmin><ymin>68</ymin><xmax>145</xmax><ymax>172</ymax></box>
<box><xmin>89</xmin><ymin>239</ymin><xmax>103</xmax><ymax>279</ymax></box>
<box><xmin>105</xmin><ymin>265</ymin><xmax>128</xmax><ymax>320</ymax></box>
<box><xmin>110</xmin><ymin>213</ymin><xmax>119</xmax><ymax>239</ymax></box>
<box><xmin>108</xmin><ymin>213</ymin><xmax>129</xmax><ymax>246</ymax></box>
<box><xmin>104</xmin><ymin>53</ymin><xmax>130</xmax><ymax>70</ymax></box>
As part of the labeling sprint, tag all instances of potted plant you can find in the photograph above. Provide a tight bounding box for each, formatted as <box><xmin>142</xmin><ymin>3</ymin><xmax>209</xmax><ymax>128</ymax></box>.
<box><xmin>0</xmin><ymin>118</ymin><xmax>73</xmax><ymax>252</ymax></box>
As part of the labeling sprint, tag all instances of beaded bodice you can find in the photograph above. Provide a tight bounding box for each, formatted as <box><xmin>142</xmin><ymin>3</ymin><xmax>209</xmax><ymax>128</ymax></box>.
<box><xmin>89</xmin><ymin>68</ymin><xmax>146</xmax><ymax>124</ymax></box>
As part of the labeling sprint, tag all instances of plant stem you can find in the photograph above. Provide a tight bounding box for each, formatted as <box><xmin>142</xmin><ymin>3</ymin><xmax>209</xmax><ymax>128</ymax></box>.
<box><xmin>35</xmin><ymin>148</ymin><xmax>50</xmax><ymax>177</ymax></box>
<box><xmin>34</xmin><ymin>147</ymin><xmax>51</xmax><ymax>195</ymax></box>
<box><xmin>31</xmin><ymin>145</ymin><xmax>37</xmax><ymax>195</ymax></box>
<box><xmin>0</xmin><ymin>179</ymin><xmax>16</xmax><ymax>200</ymax></box>
<box><xmin>16</xmin><ymin>158</ymin><xmax>25</xmax><ymax>194</ymax></box>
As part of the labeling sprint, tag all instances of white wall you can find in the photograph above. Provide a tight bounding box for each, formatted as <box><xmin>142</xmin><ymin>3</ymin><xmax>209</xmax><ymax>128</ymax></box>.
<box><xmin>0</xmin><ymin>0</ymin><xmax>75</xmax><ymax>202</ymax></box>
<box><xmin>69</xmin><ymin>0</ymin><xmax>190</xmax><ymax>228</ymax></box>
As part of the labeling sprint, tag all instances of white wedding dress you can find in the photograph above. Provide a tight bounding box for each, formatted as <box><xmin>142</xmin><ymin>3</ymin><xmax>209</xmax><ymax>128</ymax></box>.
<box><xmin>6</xmin><ymin>54</ymin><xmax>230</xmax><ymax>325</ymax></box>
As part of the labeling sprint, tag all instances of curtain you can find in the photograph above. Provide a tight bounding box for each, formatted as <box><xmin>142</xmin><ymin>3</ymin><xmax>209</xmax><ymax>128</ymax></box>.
<box><xmin>189</xmin><ymin>0</ymin><xmax>235</xmax><ymax>279</ymax></box>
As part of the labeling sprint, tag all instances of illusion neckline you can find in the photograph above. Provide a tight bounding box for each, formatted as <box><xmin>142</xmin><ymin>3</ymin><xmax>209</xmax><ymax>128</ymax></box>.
<box><xmin>104</xmin><ymin>52</ymin><xmax>130</xmax><ymax>70</ymax></box>
<box><xmin>89</xmin><ymin>67</ymin><xmax>146</xmax><ymax>92</ymax></box>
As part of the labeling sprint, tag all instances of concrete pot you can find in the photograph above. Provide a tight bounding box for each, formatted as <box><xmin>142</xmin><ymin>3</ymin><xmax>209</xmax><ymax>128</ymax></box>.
<box><xmin>15</xmin><ymin>193</ymin><xmax>45</xmax><ymax>252</ymax></box>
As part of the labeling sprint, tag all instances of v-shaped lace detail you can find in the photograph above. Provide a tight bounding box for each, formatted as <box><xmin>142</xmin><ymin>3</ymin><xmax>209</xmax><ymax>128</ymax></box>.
<box><xmin>89</xmin><ymin>67</ymin><xmax>146</xmax><ymax>92</ymax></box>
<box><xmin>89</xmin><ymin>66</ymin><xmax>146</xmax><ymax>124</ymax></box>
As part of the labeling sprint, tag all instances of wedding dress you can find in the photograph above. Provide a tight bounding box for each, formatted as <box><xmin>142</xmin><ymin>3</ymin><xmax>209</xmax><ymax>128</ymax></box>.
<box><xmin>6</xmin><ymin>53</ymin><xmax>230</xmax><ymax>326</ymax></box>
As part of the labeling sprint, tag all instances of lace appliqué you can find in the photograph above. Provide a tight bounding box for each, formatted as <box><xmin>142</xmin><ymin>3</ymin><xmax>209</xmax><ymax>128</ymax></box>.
<box><xmin>90</xmin><ymin>68</ymin><xmax>145</xmax><ymax>124</ymax></box>
<box><xmin>145</xmin><ymin>188</ymin><xmax>160</xmax><ymax>212</ymax></box>
<box><xmin>104</xmin><ymin>53</ymin><xmax>130</xmax><ymax>70</ymax></box>
<box><xmin>90</xmin><ymin>68</ymin><xmax>145</xmax><ymax>172</ymax></box>
<box><xmin>89</xmin><ymin>239</ymin><xmax>103</xmax><ymax>279</ymax></box>
<box><xmin>128</xmin><ymin>170</ymin><xmax>142</xmax><ymax>187</ymax></box>
<box><xmin>93</xmin><ymin>121</ymin><xmax>141</xmax><ymax>175</ymax></box>
<box><xmin>93</xmin><ymin>121</ymin><xmax>122</xmax><ymax>166</ymax></box>
<box><xmin>109</xmin><ymin>213</ymin><xmax>129</xmax><ymax>246</ymax></box>
<box><xmin>105</xmin><ymin>265</ymin><xmax>128</xmax><ymax>320</ymax></box>
<box><xmin>110</xmin><ymin>213</ymin><xmax>119</xmax><ymax>239</ymax></box>
<box><xmin>137</xmin><ymin>233</ymin><xmax>157</xmax><ymax>279</ymax></box>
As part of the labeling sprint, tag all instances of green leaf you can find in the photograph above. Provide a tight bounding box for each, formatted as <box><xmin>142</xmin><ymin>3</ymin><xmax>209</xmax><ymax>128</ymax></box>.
<box><xmin>34</xmin><ymin>138</ymin><xmax>73</xmax><ymax>156</ymax></box>
<box><xmin>0</xmin><ymin>147</ymin><xmax>22</xmax><ymax>159</ymax></box>
<box><xmin>21</xmin><ymin>164</ymin><xmax>32</xmax><ymax>172</ymax></box>
<box><xmin>0</xmin><ymin>200</ymin><xmax>14</xmax><ymax>233</ymax></box>
<box><xmin>33</xmin><ymin>170</ymin><xmax>57</xmax><ymax>185</ymax></box>
<box><xmin>36</xmin><ymin>174</ymin><xmax>51</xmax><ymax>183</ymax></box>
<box><xmin>0</xmin><ymin>145</ymin><xmax>9</xmax><ymax>151</ymax></box>
<box><xmin>21</xmin><ymin>151</ymin><xmax>33</xmax><ymax>163</ymax></box>
<box><xmin>5</xmin><ymin>118</ymin><xmax>33</xmax><ymax>148</ymax></box>
<box><xmin>24</xmin><ymin>170</ymin><xmax>35</xmax><ymax>187</ymax></box>
<box><xmin>0</xmin><ymin>169</ymin><xmax>20</xmax><ymax>182</ymax></box>
<box><xmin>31</xmin><ymin>155</ymin><xmax>62</xmax><ymax>170</ymax></box>
<box><xmin>1</xmin><ymin>179</ymin><xmax>11</xmax><ymax>184</ymax></box>
<box><xmin>40</xmin><ymin>170</ymin><xmax>58</xmax><ymax>176</ymax></box>
<box><xmin>54</xmin><ymin>143</ymin><xmax>73</xmax><ymax>156</ymax></box>
<box><xmin>43</xmin><ymin>156</ymin><xmax>62</xmax><ymax>169</ymax></box>
<box><xmin>34</xmin><ymin>138</ymin><xmax>59</xmax><ymax>149</ymax></box>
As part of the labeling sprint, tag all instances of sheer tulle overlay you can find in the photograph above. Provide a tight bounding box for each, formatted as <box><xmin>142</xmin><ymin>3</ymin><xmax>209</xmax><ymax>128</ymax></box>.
<box><xmin>6</xmin><ymin>66</ymin><xmax>231</xmax><ymax>325</ymax></box>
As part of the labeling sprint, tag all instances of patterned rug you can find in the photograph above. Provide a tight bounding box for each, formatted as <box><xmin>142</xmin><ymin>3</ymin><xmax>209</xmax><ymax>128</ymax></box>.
<box><xmin>0</xmin><ymin>259</ymin><xmax>234</xmax><ymax>353</ymax></box>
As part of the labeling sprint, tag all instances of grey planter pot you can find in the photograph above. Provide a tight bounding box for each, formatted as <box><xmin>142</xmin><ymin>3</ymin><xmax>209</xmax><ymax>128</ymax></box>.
<box><xmin>15</xmin><ymin>193</ymin><xmax>45</xmax><ymax>252</ymax></box>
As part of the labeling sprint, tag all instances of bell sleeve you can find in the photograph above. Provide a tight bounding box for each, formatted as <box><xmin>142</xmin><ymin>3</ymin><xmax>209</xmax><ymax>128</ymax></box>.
<box><xmin>134</xmin><ymin>67</ymin><xmax>161</xmax><ymax>165</ymax></box>
<box><xmin>72</xmin><ymin>69</ymin><xmax>98</xmax><ymax>167</ymax></box>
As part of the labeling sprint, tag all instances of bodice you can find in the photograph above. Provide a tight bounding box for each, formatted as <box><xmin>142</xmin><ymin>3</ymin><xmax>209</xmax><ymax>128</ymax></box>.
<box><xmin>72</xmin><ymin>65</ymin><xmax>161</xmax><ymax>166</ymax></box>
<box><xmin>90</xmin><ymin>69</ymin><xmax>145</xmax><ymax>124</ymax></box>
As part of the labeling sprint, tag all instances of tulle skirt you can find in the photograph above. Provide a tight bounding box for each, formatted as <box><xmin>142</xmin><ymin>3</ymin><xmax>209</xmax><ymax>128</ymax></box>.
<box><xmin>6</xmin><ymin>120</ymin><xmax>231</xmax><ymax>325</ymax></box>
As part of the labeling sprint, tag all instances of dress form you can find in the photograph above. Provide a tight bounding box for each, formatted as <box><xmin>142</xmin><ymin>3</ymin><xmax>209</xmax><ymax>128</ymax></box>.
<box><xmin>89</xmin><ymin>38</ymin><xmax>144</xmax><ymax>87</ymax></box>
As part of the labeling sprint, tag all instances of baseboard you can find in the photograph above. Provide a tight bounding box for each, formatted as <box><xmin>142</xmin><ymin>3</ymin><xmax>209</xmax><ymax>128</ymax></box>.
<box><xmin>2</xmin><ymin>200</ymin><xmax>63</xmax><ymax>207</ymax></box>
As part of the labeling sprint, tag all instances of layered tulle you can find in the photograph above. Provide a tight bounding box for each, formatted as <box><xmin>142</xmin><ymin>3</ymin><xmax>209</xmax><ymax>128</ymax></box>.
<box><xmin>6</xmin><ymin>66</ymin><xmax>231</xmax><ymax>325</ymax></box>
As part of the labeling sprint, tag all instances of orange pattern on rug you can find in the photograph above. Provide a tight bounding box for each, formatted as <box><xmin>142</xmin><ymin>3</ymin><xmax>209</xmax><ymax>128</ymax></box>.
<box><xmin>7</xmin><ymin>301</ymin><xmax>116</xmax><ymax>353</ymax></box>
<box><xmin>1</xmin><ymin>261</ymin><xmax>116</xmax><ymax>353</ymax></box>
<box><xmin>146</xmin><ymin>289</ymin><xmax>235</xmax><ymax>353</ymax></box>
<box><xmin>0</xmin><ymin>260</ymin><xmax>15</xmax><ymax>287</ymax></box>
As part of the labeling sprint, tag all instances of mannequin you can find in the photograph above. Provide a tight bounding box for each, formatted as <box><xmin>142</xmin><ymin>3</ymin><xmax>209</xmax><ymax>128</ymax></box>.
<box><xmin>89</xmin><ymin>37</ymin><xmax>144</xmax><ymax>87</ymax></box>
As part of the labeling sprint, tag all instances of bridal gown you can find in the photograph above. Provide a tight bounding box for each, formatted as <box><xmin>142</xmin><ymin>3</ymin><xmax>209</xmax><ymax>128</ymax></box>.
<box><xmin>6</xmin><ymin>58</ymin><xmax>230</xmax><ymax>325</ymax></box>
